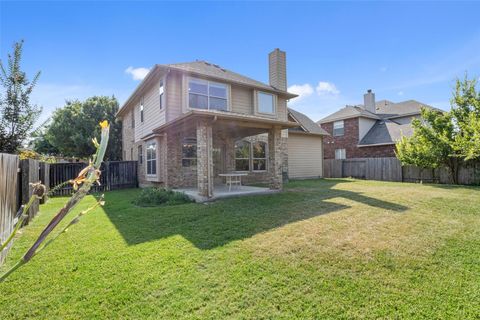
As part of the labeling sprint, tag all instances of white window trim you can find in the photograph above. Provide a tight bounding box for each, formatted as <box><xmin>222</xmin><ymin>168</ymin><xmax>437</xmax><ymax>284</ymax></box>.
<box><xmin>140</xmin><ymin>98</ymin><xmax>144</xmax><ymax>123</ymax></box>
<box><xmin>159</xmin><ymin>77</ymin><xmax>166</xmax><ymax>110</ymax></box>
<box><xmin>251</xmin><ymin>141</ymin><xmax>268</xmax><ymax>172</ymax></box>
<box><xmin>255</xmin><ymin>90</ymin><xmax>277</xmax><ymax>115</ymax></box>
<box><xmin>146</xmin><ymin>141</ymin><xmax>157</xmax><ymax>177</ymax></box>
<box><xmin>234</xmin><ymin>140</ymin><xmax>269</xmax><ymax>173</ymax></box>
<box><xmin>187</xmin><ymin>76</ymin><xmax>231</xmax><ymax>112</ymax></box>
<box><xmin>234</xmin><ymin>140</ymin><xmax>251</xmax><ymax>172</ymax></box>
<box><xmin>335</xmin><ymin>148</ymin><xmax>346</xmax><ymax>160</ymax></box>
<box><xmin>333</xmin><ymin>120</ymin><xmax>344</xmax><ymax>136</ymax></box>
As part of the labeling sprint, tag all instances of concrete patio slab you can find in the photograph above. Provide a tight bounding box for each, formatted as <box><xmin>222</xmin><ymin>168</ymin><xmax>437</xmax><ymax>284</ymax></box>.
<box><xmin>176</xmin><ymin>185</ymin><xmax>279</xmax><ymax>203</ymax></box>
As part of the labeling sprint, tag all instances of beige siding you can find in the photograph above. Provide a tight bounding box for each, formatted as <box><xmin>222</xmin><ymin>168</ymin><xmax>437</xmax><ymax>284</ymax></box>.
<box><xmin>287</xmin><ymin>133</ymin><xmax>324</xmax><ymax>178</ymax></box>
<box><xmin>231</xmin><ymin>85</ymin><xmax>253</xmax><ymax>114</ymax></box>
<box><xmin>134</xmin><ymin>81</ymin><xmax>166</xmax><ymax>142</ymax></box>
<box><xmin>166</xmin><ymin>72</ymin><xmax>183</xmax><ymax>122</ymax></box>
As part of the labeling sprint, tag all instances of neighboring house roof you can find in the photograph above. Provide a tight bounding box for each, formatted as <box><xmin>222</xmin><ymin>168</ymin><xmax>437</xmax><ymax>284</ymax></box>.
<box><xmin>117</xmin><ymin>61</ymin><xmax>297</xmax><ymax>117</ymax></box>
<box><xmin>317</xmin><ymin>105</ymin><xmax>380</xmax><ymax>124</ymax></box>
<box><xmin>317</xmin><ymin>99</ymin><xmax>439</xmax><ymax>124</ymax></box>
<box><xmin>287</xmin><ymin>108</ymin><xmax>328</xmax><ymax>135</ymax></box>
<box><xmin>358</xmin><ymin>119</ymin><xmax>414</xmax><ymax>146</ymax></box>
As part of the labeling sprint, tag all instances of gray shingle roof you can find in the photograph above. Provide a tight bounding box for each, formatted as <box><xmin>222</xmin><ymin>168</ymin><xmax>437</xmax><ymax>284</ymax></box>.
<box><xmin>288</xmin><ymin>108</ymin><xmax>328</xmax><ymax>135</ymax></box>
<box><xmin>358</xmin><ymin>120</ymin><xmax>414</xmax><ymax>146</ymax></box>
<box><xmin>165</xmin><ymin>61</ymin><xmax>297</xmax><ymax>98</ymax></box>
<box><xmin>317</xmin><ymin>105</ymin><xmax>379</xmax><ymax>124</ymax></box>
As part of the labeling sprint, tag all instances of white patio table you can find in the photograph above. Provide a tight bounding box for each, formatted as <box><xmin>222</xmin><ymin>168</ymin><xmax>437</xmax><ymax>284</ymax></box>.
<box><xmin>218</xmin><ymin>173</ymin><xmax>248</xmax><ymax>191</ymax></box>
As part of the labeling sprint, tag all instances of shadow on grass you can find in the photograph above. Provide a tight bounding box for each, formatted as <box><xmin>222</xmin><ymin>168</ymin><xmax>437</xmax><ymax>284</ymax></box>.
<box><xmin>102</xmin><ymin>179</ymin><xmax>408</xmax><ymax>249</ymax></box>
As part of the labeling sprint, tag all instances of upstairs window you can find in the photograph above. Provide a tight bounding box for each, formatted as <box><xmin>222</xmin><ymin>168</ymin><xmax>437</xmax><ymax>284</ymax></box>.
<box><xmin>252</xmin><ymin>141</ymin><xmax>267</xmax><ymax>171</ymax></box>
<box><xmin>146</xmin><ymin>142</ymin><xmax>157</xmax><ymax>175</ymax></box>
<box><xmin>188</xmin><ymin>78</ymin><xmax>228</xmax><ymax>111</ymax></box>
<box><xmin>140</xmin><ymin>99</ymin><xmax>144</xmax><ymax>123</ymax></box>
<box><xmin>333</xmin><ymin>120</ymin><xmax>344</xmax><ymax>136</ymax></box>
<box><xmin>257</xmin><ymin>92</ymin><xmax>275</xmax><ymax>114</ymax></box>
<box><xmin>182</xmin><ymin>138</ymin><xmax>197</xmax><ymax>167</ymax></box>
<box><xmin>235</xmin><ymin>141</ymin><xmax>250</xmax><ymax>171</ymax></box>
<box><xmin>159</xmin><ymin>80</ymin><xmax>164</xmax><ymax>109</ymax></box>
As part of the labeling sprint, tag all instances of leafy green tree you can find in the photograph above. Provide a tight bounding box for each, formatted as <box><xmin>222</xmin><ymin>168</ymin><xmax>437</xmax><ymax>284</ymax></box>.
<box><xmin>451</xmin><ymin>77</ymin><xmax>480</xmax><ymax>160</ymax></box>
<box><xmin>396</xmin><ymin>76</ymin><xmax>480</xmax><ymax>184</ymax></box>
<box><xmin>38</xmin><ymin>96</ymin><xmax>122</xmax><ymax>160</ymax></box>
<box><xmin>0</xmin><ymin>40</ymin><xmax>42</xmax><ymax>153</ymax></box>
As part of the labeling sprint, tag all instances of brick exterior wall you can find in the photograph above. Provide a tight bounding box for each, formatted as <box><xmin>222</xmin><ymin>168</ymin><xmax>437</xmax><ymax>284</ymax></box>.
<box><xmin>320</xmin><ymin>117</ymin><xmax>396</xmax><ymax>159</ymax></box>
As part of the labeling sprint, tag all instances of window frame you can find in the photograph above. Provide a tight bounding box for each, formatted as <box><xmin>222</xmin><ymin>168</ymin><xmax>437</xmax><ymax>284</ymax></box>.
<box><xmin>187</xmin><ymin>77</ymin><xmax>230</xmax><ymax>111</ymax></box>
<box><xmin>140</xmin><ymin>98</ymin><xmax>144</xmax><ymax>123</ymax></box>
<box><xmin>335</xmin><ymin>148</ymin><xmax>346</xmax><ymax>160</ymax></box>
<box><xmin>234</xmin><ymin>140</ymin><xmax>251</xmax><ymax>172</ymax></box>
<box><xmin>138</xmin><ymin>145</ymin><xmax>143</xmax><ymax>164</ymax></box>
<box><xmin>146</xmin><ymin>141</ymin><xmax>157</xmax><ymax>176</ymax></box>
<box><xmin>251</xmin><ymin>141</ymin><xmax>267</xmax><ymax>172</ymax></box>
<box><xmin>256</xmin><ymin>91</ymin><xmax>276</xmax><ymax>115</ymax></box>
<box><xmin>333</xmin><ymin>120</ymin><xmax>344</xmax><ymax>136</ymax></box>
<box><xmin>182</xmin><ymin>137</ymin><xmax>197</xmax><ymax>167</ymax></box>
<box><xmin>159</xmin><ymin>79</ymin><xmax>165</xmax><ymax>110</ymax></box>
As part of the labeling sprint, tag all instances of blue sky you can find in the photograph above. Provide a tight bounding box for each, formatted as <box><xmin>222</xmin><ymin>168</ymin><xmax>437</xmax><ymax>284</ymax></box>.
<box><xmin>1</xmin><ymin>1</ymin><xmax>480</xmax><ymax>124</ymax></box>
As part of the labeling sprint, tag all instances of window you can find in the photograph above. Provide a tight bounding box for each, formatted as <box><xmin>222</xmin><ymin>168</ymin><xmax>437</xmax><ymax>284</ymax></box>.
<box><xmin>159</xmin><ymin>80</ymin><xmax>164</xmax><ymax>109</ymax></box>
<box><xmin>182</xmin><ymin>138</ymin><xmax>197</xmax><ymax>167</ymax></box>
<box><xmin>131</xmin><ymin>111</ymin><xmax>135</xmax><ymax>128</ymax></box>
<box><xmin>333</xmin><ymin>120</ymin><xmax>344</xmax><ymax>136</ymax></box>
<box><xmin>138</xmin><ymin>145</ymin><xmax>143</xmax><ymax>164</ymax></box>
<box><xmin>235</xmin><ymin>140</ymin><xmax>250</xmax><ymax>171</ymax></box>
<box><xmin>335</xmin><ymin>148</ymin><xmax>346</xmax><ymax>160</ymax></box>
<box><xmin>252</xmin><ymin>141</ymin><xmax>267</xmax><ymax>171</ymax></box>
<box><xmin>188</xmin><ymin>78</ymin><xmax>228</xmax><ymax>111</ymax></box>
<box><xmin>257</xmin><ymin>92</ymin><xmax>275</xmax><ymax>114</ymax></box>
<box><xmin>146</xmin><ymin>142</ymin><xmax>157</xmax><ymax>175</ymax></box>
<box><xmin>140</xmin><ymin>100</ymin><xmax>144</xmax><ymax>123</ymax></box>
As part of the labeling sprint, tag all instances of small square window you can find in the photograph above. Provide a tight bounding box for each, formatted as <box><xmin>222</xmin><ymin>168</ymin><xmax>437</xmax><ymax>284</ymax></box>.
<box><xmin>257</xmin><ymin>92</ymin><xmax>275</xmax><ymax>114</ymax></box>
<box><xmin>335</xmin><ymin>148</ymin><xmax>346</xmax><ymax>159</ymax></box>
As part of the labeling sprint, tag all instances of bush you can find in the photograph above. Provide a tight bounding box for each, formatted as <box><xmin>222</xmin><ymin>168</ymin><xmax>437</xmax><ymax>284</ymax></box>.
<box><xmin>132</xmin><ymin>188</ymin><xmax>193</xmax><ymax>207</ymax></box>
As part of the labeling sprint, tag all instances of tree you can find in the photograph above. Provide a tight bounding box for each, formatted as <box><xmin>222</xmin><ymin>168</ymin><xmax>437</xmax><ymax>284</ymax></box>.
<box><xmin>0</xmin><ymin>40</ymin><xmax>42</xmax><ymax>153</ymax></box>
<box><xmin>37</xmin><ymin>96</ymin><xmax>122</xmax><ymax>160</ymax></box>
<box><xmin>396</xmin><ymin>76</ymin><xmax>480</xmax><ymax>184</ymax></box>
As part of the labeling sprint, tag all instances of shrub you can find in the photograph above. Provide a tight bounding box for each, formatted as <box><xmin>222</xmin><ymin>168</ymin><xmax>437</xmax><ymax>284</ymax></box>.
<box><xmin>132</xmin><ymin>188</ymin><xmax>193</xmax><ymax>207</ymax></box>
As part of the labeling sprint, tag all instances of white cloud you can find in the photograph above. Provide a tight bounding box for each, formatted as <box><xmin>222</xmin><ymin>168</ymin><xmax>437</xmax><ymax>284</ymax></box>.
<box><xmin>287</xmin><ymin>83</ymin><xmax>313</xmax><ymax>102</ymax></box>
<box><xmin>316</xmin><ymin>81</ymin><xmax>340</xmax><ymax>96</ymax></box>
<box><xmin>397</xmin><ymin>91</ymin><xmax>404</xmax><ymax>96</ymax></box>
<box><xmin>125</xmin><ymin>66</ymin><xmax>150</xmax><ymax>81</ymax></box>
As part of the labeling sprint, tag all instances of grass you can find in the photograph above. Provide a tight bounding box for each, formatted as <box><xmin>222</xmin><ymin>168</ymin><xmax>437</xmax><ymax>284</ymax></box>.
<box><xmin>0</xmin><ymin>178</ymin><xmax>479</xmax><ymax>319</ymax></box>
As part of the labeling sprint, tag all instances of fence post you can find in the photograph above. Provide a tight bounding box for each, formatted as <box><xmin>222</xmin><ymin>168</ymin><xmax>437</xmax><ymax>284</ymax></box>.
<box><xmin>105</xmin><ymin>161</ymin><xmax>111</xmax><ymax>191</ymax></box>
<box><xmin>20</xmin><ymin>159</ymin><xmax>40</xmax><ymax>223</ymax></box>
<box><xmin>39</xmin><ymin>162</ymin><xmax>50</xmax><ymax>204</ymax></box>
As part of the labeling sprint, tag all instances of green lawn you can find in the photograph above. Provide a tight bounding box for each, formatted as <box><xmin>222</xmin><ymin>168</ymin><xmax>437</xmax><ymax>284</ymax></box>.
<box><xmin>1</xmin><ymin>179</ymin><xmax>479</xmax><ymax>319</ymax></box>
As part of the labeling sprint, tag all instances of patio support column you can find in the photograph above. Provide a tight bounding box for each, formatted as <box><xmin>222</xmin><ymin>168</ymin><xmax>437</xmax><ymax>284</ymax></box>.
<box><xmin>196</xmin><ymin>119</ymin><xmax>214</xmax><ymax>198</ymax></box>
<box><xmin>268</xmin><ymin>126</ymin><xmax>283</xmax><ymax>190</ymax></box>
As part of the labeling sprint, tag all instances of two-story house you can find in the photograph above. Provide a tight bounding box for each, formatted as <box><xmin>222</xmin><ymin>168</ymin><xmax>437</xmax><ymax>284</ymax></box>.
<box><xmin>117</xmin><ymin>49</ymin><xmax>327</xmax><ymax>198</ymax></box>
<box><xmin>318</xmin><ymin>90</ymin><xmax>440</xmax><ymax>159</ymax></box>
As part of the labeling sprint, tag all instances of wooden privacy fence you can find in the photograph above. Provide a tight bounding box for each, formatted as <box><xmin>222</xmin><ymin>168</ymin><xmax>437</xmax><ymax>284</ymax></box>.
<box><xmin>324</xmin><ymin>157</ymin><xmax>480</xmax><ymax>185</ymax></box>
<box><xmin>0</xmin><ymin>155</ymin><xmax>138</xmax><ymax>264</ymax></box>
<box><xmin>0</xmin><ymin>154</ymin><xmax>19</xmax><ymax>264</ymax></box>
<box><xmin>49</xmin><ymin>161</ymin><xmax>138</xmax><ymax>196</ymax></box>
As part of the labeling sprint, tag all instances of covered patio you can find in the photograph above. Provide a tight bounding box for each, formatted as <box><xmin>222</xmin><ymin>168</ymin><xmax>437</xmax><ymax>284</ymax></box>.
<box><xmin>149</xmin><ymin>110</ymin><xmax>299</xmax><ymax>199</ymax></box>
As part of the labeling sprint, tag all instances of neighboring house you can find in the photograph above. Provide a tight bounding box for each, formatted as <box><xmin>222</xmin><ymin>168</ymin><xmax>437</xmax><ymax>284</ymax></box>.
<box><xmin>318</xmin><ymin>90</ymin><xmax>439</xmax><ymax>159</ymax></box>
<box><xmin>116</xmin><ymin>49</ymin><xmax>327</xmax><ymax>198</ymax></box>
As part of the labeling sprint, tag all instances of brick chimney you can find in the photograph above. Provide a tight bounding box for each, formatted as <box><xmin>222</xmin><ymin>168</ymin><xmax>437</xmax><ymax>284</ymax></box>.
<box><xmin>363</xmin><ymin>89</ymin><xmax>376</xmax><ymax>113</ymax></box>
<box><xmin>269</xmin><ymin>48</ymin><xmax>287</xmax><ymax>91</ymax></box>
